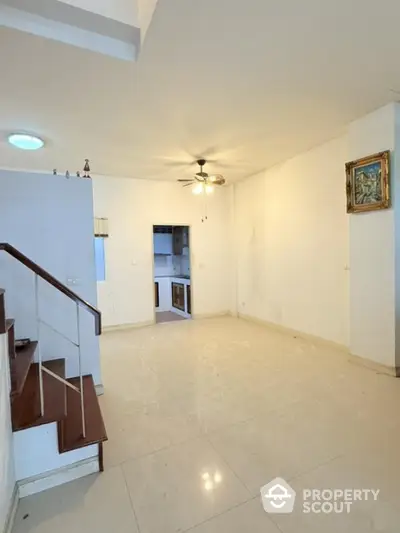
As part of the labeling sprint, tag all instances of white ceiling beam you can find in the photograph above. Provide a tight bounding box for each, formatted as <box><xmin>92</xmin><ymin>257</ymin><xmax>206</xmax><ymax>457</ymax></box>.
<box><xmin>0</xmin><ymin>0</ymin><xmax>160</xmax><ymax>61</ymax></box>
<box><xmin>0</xmin><ymin>4</ymin><xmax>139</xmax><ymax>61</ymax></box>
<box><xmin>58</xmin><ymin>0</ymin><xmax>139</xmax><ymax>27</ymax></box>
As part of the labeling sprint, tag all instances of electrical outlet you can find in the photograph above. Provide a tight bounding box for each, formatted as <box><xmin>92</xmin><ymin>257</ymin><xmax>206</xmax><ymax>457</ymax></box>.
<box><xmin>67</xmin><ymin>278</ymin><xmax>81</xmax><ymax>286</ymax></box>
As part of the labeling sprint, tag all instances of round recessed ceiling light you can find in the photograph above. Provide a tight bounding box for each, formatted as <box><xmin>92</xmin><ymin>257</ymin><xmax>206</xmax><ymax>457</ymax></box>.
<box><xmin>7</xmin><ymin>133</ymin><xmax>44</xmax><ymax>150</ymax></box>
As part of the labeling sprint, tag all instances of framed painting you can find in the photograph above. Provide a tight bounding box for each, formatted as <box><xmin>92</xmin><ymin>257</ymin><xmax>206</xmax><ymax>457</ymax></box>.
<box><xmin>345</xmin><ymin>150</ymin><xmax>390</xmax><ymax>213</ymax></box>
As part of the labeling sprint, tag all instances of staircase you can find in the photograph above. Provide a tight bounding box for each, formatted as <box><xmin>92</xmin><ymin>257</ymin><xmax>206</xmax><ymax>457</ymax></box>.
<box><xmin>0</xmin><ymin>243</ymin><xmax>107</xmax><ymax>495</ymax></box>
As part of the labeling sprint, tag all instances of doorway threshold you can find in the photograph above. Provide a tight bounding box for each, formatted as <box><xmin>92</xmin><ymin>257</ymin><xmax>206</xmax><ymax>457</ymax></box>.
<box><xmin>156</xmin><ymin>311</ymin><xmax>187</xmax><ymax>324</ymax></box>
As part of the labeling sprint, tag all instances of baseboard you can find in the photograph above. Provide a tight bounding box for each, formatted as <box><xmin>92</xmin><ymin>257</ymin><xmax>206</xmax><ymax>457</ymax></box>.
<box><xmin>238</xmin><ymin>313</ymin><xmax>348</xmax><ymax>352</ymax></box>
<box><xmin>103</xmin><ymin>315</ymin><xmax>232</xmax><ymax>328</ymax></box>
<box><xmin>2</xmin><ymin>484</ymin><xmax>18</xmax><ymax>533</ymax></box>
<box><xmin>95</xmin><ymin>384</ymin><xmax>104</xmax><ymax>396</ymax></box>
<box><xmin>18</xmin><ymin>455</ymin><xmax>100</xmax><ymax>498</ymax></box>
<box><xmin>192</xmin><ymin>311</ymin><xmax>231</xmax><ymax>320</ymax></box>
<box><xmin>103</xmin><ymin>320</ymin><xmax>154</xmax><ymax>332</ymax></box>
<box><xmin>347</xmin><ymin>352</ymin><xmax>397</xmax><ymax>377</ymax></box>
<box><xmin>237</xmin><ymin>313</ymin><xmax>399</xmax><ymax>377</ymax></box>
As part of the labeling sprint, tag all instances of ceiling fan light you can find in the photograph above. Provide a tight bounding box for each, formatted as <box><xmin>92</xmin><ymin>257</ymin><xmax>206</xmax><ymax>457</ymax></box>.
<box><xmin>192</xmin><ymin>183</ymin><xmax>204</xmax><ymax>195</ymax></box>
<box><xmin>205</xmin><ymin>185</ymin><xmax>214</xmax><ymax>194</ymax></box>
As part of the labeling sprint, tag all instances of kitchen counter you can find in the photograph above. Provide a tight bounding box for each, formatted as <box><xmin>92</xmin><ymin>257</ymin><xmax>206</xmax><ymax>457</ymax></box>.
<box><xmin>170</xmin><ymin>276</ymin><xmax>191</xmax><ymax>285</ymax></box>
<box><xmin>155</xmin><ymin>275</ymin><xmax>190</xmax><ymax>280</ymax></box>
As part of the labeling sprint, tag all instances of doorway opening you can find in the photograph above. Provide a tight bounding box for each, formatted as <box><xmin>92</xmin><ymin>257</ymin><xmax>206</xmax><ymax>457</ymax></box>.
<box><xmin>153</xmin><ymin>225</ymin><xmax>191</xmax><ymax>324</ymax></box>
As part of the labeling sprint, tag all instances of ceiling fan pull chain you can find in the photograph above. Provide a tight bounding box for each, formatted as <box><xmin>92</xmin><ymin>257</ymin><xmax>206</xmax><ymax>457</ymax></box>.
<box><xmin>203</xmin><ymin>190</ymin><xmax>208</xmax><ymax>222</ymax></box>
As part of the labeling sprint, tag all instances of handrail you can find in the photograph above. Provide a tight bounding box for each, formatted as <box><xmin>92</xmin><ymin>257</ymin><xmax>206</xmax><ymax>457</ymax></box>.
<box><xmin>0</xmin><ymin>242</ymin><xmax>101</xmax><ymax>335</ymax></box>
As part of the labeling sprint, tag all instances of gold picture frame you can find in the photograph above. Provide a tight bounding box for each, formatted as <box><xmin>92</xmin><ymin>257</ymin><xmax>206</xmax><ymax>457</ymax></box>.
<box><xmin>345</xmin><ymin>150</ymin><xmax>390</xmax><ymax>213</ymax></box>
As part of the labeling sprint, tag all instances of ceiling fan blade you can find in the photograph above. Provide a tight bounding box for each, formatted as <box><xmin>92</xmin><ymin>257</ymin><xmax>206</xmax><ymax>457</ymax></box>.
<box><xmin>154</xmin><ymin>155</ymin><xmax>197</xmax><ymax>167</ymax></box>
<box><xmin>204</xmin><ymin>161</ymin><xmax>232</xmax><ymax>168</ymax></box>
<box><xmin>177</xmin><ymin>179</ymin><xmax>195</xmax><ymax>182</ymax></box>
<box><xmin>164</xmin><ymin>161</ymin><xmax>195</xmax><ymax>167</ymax></box>
<box><xmin>182</xmin><ymin>182</ymin><xmax>195</xmax><ymax>188</ymax></box>
<box><xmin>208</xmin><ymin>175</ymin><xmax>226</xmax><ymax>185</ymax></box>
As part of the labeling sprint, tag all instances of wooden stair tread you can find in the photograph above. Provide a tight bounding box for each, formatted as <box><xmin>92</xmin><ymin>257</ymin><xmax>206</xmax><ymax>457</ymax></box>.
<box><xmin>10</xmin><ymin>341</ymin><xmax>38</xmax><ymax>399</ymax></box>
<box><xmin>6</xmin><ymin>318</ymin><xmax>14</xmax><ymax>331</ymax></box>
<box><xmin>58</xmin><ymin>375</ymin><xmax>107</xmax><ymax>454</ymax></box>
<box><xmin>12</xmin><ymin>359</ymin><xmax>67</xmax><ymax>432</ymax></box>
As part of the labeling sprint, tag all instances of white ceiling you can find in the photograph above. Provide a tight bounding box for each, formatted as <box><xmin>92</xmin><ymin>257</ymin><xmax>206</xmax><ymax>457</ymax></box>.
<box><xmin>1</xmin><ymin>0</ymin><xmax>400</xmax><ymax>183</ymax></box>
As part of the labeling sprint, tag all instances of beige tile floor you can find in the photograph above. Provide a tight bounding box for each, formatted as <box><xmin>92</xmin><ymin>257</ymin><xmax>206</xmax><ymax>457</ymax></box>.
<box><xmin>13</xmin><ymin>317</ymin><xmax>400</xmax><ymax>533</ymax></box>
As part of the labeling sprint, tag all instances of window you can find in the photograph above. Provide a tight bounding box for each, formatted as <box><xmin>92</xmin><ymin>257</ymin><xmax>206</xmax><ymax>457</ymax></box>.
<box><xmin>94</xmin><ymin>237</ymin><xmax>106</xmax><ymax>282</ymax></box>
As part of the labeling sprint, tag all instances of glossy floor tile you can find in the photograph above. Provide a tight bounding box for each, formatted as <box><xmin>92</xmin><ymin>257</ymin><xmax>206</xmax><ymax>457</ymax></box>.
<box><xmin>188</xmin><ymin>498</ymin><xmax>280</xmax><ymax>533</ymax></box>
<box><xmin>13</xmin><ymin>317</ymin><xmax>400</xmax><ymax>533</ymax></box>
<box><xmin>270</xmin><ymin>448</ymin><xmax>400</xmax><ymax>533</ymax></box>
<box><xmin>122</xmin><ymin>437</ymin><xmax>250</xmax><ymax>533</ymax></box>
<box><xmin>13</xmin><ymin>466</ymin><xmax>139</xmax><ymax>533</ymax></box>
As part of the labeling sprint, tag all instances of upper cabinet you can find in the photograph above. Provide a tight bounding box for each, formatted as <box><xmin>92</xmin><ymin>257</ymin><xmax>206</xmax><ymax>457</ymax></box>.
<box><xmin>154</xmin><ymin>233</ymin><xmax>173</xmax><ymax>255</ymax></box>
<box><xmin>154</xmin><ymin>226</ymin><xmax>189</xmax><ymax>256</ymax></box>
<box><xmin>173</xmin><ymin>226</ymin><xmax>183</xmax><ymax>255</ymax></box>
<box><xmin>173</xmin><ymin>226</ymin><xmax>189</xmax><ymax>255</ymax></box>
<box><xmin>173</xmin><ymin>226</ymin><xmax>189</xmax><ymax>256</ymax></box>
<box><xmin>183</xmin><ymin>227</ymin><xmax>189</xmax><ymax>247</ymax></box>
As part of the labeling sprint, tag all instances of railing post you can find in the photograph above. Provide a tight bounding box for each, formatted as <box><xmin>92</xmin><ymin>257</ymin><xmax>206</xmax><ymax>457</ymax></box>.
<box><xmin>76</xmin><ymin>304</ymin><xmax>86</xmax><ymax>438</ymax></box>
<box><xmin>35</xmin><ymin>274</ymin><xmax>44</xmax><ymax>417</ymax></box>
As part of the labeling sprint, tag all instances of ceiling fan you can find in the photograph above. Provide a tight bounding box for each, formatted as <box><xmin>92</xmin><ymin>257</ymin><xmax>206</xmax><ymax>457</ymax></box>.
<box><xmin>178</xmin><ymin>159</ymin><xmax>226</xmax><ymax>192</ymax></box>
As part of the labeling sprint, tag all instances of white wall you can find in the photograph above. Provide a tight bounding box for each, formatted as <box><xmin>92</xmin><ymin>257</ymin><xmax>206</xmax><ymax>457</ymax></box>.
<box><xmin>154</xmin><ymin>254</ymin><xmax>190</xmax><ymax>277</ymax></box>
<box><xmin>175</xmin><ymin>254</ymin><xmax>190</xmax><ymax>277</ymax></box>
<box><xmin>234</xmin><ymin>136</ymin><xmax>349</xmax><ymax>346</ymax></box>
<box><xmin>154</xmin><ymin>254</ymin><xmax>174</xmax><ymax>277</ymax></box>
<box><xmin>395</xmin><ymin>107</ymin><xmax>400</xmax><ymax>371</ymax></box>
<box><xmin>0</xmin><ymin>171</ymin><xmax>102</xmax><ymax>385</ymax></box>
<box><xmin>348</xmin><ymin>104</ymin><xmax>397</xmax><ymax>367</ymax></box>
<box><xmin>0</xmin><ymin>331</ymin><xmax>15</xmax><ymax>533</ymax></box>
<box><xmin>92</xmin><ymin>176</ymin><xmax>232</xmax><ymax>327</ymax></box>
<box><xmin>13</xmin><ymin>424</ymin><xmax>96</xmax><ymax>482</ymax></box>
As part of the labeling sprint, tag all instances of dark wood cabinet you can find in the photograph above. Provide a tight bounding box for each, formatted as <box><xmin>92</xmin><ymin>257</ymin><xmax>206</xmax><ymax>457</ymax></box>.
<box><xmin>172</xmin><ymin>282</ymin><xmax>185</xmax><ymax>311</ymax></box>
<box><xmin>173</xmin><ymin>226</ymin><xmax>184</xmax><ymax>255</ymax></box>
<box><xmin>172</xmin><ymin>226</ymin><xmax>189</xmax><ymax>256</ymax></box>
<box><xmin>186</xmin><ymin>284</ymin><xmax>191</xmax><ymax>315</ymax></box>
<box><xmin>183</xmin><ymin>227</ymin><xmax>189</xmax><ymax>247</ymax></box>
<box><xmin>155</xmin><ymin>282</ymin><xmax>159</xmax><ymax>308</ymax></box>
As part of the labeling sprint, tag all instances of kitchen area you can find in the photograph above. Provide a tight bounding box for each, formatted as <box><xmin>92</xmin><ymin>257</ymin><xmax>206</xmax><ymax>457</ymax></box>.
<box><xmin>153</xmin><ymin>225</ymin><xmax>191</xmax><ymax>323</ymax></box>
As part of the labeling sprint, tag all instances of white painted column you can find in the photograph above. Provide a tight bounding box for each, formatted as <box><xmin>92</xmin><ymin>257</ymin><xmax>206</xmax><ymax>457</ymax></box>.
<box><xmin>394</xmin><ymin>105</ymin><xmax>400</xmax><ymax>373</ymax></box>
<box><xmin>347</xmin><ymin>104</ymin><xmax>397</xmax><ymax>369</ymax></box>
<box><xmin>0</xmin><ymin>331</ymin><xmax>16</xmax><ymax>533</ymax></box>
